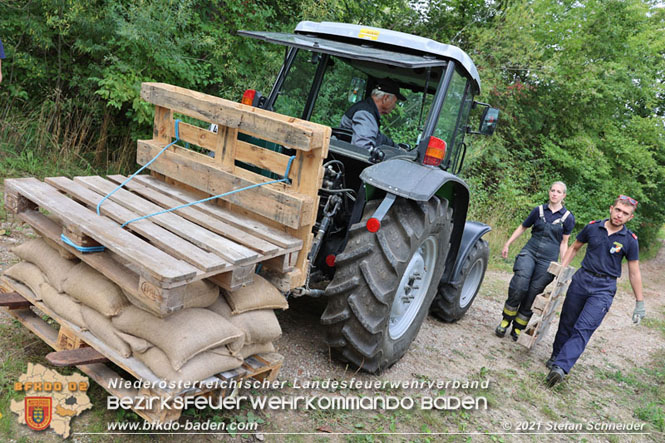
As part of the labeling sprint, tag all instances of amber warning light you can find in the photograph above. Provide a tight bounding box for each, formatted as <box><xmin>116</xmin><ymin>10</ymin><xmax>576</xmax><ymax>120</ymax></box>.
<box><xmin>423</xmin><ymin>136</ymin><xmax>446</xmax><ymax>166</ymax></box>
<box><xmin>241</xmin><ymin>89</ymin><xmax>257</xmax><ymax>106</ymax></box>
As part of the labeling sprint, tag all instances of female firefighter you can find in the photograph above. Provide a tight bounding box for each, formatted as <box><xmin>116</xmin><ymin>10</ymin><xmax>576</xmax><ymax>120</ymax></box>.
<box><xmin>496</xmin><ymin>182</ymin><xmax>575</xmax><ymax>341</ymax></box>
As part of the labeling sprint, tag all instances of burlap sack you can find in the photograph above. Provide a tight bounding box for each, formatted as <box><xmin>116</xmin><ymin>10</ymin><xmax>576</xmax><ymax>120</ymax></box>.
<box><xmin>11</xmin><ymin>238</ymin><xmax>78</xmax><ymax>292</ymax></box>
<box><xmin>63</xmin><ymin>262</ymin><xmax>129</xmax><ymax>316</ymax></box>
<box><xmin>112</xmin><ymin>306</ymin><xmax>244</xmax><ymax>370</ymax></box>
<box><xmin>135</xmin><ymin>345</ymin><xmax>242</xmax><ymax>382</ymax></box>
<box><xmin>183</xmin><ymin>280</ymin><xmax>219</xmax><ymax>309</ymax></box>
<box><xmin>43</xmin><ymin>237</ymin><xmax>76</xmax><ymax>260</ymax></box>
<box><xmin>39</xmin><ymin>282</ymin><xmax>85</xmax><ymax>328</ymax></box>
<box><xmin>221</xmin><ymin>275</ymin><xmax>288</xmax><ymax>314</ymax></box>
<box><xmin>116</xmin><ymin>332</ymin><xmax>153</xmax><ymax>354</ymax></box>
<box><xmin>239</xmin><ymin>342</ymin><xmax>276</xmax><ymax>360</ymax></box>
<box><xmin>4</xmin><ymin>262</ymin><xmax>48</xmax><ymax>300</ymax></box>
<box><xmin>80</xmin><ymin>305</ymin><xmax>131</xmax><ymax>358</ymax></box>
<box><xmin>208</xmin><ymin>298</ymin><xmax>282</xmax><ymax>344</ymax></box>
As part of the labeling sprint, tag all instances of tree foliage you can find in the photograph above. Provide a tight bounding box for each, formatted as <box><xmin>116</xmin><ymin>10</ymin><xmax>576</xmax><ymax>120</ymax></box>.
<box><xmin>1</xmin><ymin>0</ymin><xmax>663</xmax><ymax>246</ymax></box>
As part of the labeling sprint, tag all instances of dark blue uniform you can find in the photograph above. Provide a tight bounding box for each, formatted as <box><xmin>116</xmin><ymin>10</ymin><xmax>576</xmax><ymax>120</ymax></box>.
<box><xmin>551</xmin><ymin>220</ymin><xmax>639</xmax><ymax>373</ymax></box>
<box><xmin>502</xmin><ymin>205</ymin><xmax>574</xmax><ymax>333</ymax></box>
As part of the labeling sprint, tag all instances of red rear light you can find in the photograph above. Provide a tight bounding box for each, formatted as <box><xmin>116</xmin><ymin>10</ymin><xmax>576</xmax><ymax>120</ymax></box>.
<box><xmin>325</xmin><ymin>254</ymin><xmax>336</xmax><ymax>267</ymax></box>
<box><xmin>423</xmin><ymin>136</ymin><xmax>446</xmax><ymax>166</ymax></box>
<box><xmin>242</xmin><ymin>89</ymin><xmax>257</xmax><ymax>106</ymax></box>
<box><xmin>367</xmin><ymin>217</ymin><xmax>381</xmax><ymax>233</ymax></box>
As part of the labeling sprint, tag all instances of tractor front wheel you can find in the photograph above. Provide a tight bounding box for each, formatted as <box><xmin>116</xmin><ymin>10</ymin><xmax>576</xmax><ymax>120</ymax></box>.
<box><xmin>430</xmin><ymin>238</ymin><xmax>489</xmax><ymax>322</ymax></box>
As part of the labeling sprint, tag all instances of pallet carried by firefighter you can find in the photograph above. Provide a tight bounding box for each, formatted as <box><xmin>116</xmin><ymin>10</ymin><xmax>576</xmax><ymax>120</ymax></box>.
<box><xmin>4</xmin><ymin>82</ymin><xmax>330</xmax><ymax>316</ymax></box>
<box><xmin>0</xmin><ymin>280</ymin><xmax>283</xmax><ymax>423</ymax></box>
<box><xmin>517</xmin><ymin>262</ymin><xmax>576</xmax><ymax>349</ymax></box>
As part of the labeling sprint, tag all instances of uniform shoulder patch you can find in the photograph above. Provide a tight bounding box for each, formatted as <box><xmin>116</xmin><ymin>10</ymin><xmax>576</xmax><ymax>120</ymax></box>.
<box><xmin>588</xmin><ymin>220</ymin><xmax>598</xmax><ymax>224</ymax></box>
<box><xmin>631</xmin><ymin>232</ymin><xmax>638</xmax><ymax>240</ymax></box>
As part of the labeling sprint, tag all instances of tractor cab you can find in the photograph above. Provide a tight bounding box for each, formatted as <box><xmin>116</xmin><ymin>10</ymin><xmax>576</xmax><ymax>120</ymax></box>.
<box><xmin>240</xmin><ymin>21</ymin><xmax>497</xmax><ymax>174</ymax></box>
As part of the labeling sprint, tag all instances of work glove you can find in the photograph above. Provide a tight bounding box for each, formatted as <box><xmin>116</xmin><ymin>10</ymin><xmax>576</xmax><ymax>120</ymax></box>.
<box><xmin>632</xmin><ymin>300</ymin><xmax>646</xmax><ymax>325</ymax></box>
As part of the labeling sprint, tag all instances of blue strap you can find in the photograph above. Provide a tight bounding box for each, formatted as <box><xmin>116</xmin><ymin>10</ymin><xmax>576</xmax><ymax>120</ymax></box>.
<box><xmin>96</xmin><ymin>119</ymin><xmax>182</xmax><ymax>216</ymax></box>
<box><xmin>120</xmin><ymin>155</ymin><xmax>296</xmax><ymax>228</ymax></box>
<box><xmin>60</xmin><ymin>233</ymin><xmax>105</xmax><ymax>253</ymax></box>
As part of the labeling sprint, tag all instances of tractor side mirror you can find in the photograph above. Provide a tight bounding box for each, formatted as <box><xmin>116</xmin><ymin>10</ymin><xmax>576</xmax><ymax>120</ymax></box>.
<box><xmin>478</xmin><ymin>107</ymin><xmax>499</xmax><ymax>135</ymax></box>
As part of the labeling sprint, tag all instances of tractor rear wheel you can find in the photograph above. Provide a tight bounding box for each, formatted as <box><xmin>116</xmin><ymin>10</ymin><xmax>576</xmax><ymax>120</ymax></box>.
<box><xmin>321</xmin><ymin>197</ymin><xmax>453</xmax><ymax>373</ymax></box>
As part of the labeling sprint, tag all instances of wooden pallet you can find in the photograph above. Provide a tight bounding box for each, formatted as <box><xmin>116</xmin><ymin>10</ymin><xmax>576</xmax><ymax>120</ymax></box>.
<box><xmin>517</xmin><ymin>262</ymin><xmax>576</xmax><ymax>349</ymax></box>
<box><xmin>0</xmin><ymin>279</ymin><xmax>283</xmax><ymax>423</ymax></box>
<box><xmin>4</xmin><ymin>82</ymin><xmax>330</xmax><ymax>315</ymax></box>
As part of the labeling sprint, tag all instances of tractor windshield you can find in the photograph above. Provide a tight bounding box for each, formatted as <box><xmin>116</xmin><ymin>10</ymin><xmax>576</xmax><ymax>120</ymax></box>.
<box><xmin>271</xmin><ymin>48</ymin><xmax>442</xmax><ymax>148</ymax></box>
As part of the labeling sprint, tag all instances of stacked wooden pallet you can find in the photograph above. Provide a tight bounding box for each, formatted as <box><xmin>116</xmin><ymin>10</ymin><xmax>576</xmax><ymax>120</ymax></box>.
<box><xmin>517</xmin><ymin>262</ymin><xmax>576</xmax><ymax>349</ymax></box>
<box><xmin>4</xmin><ymin>82</ymin><xmax>330</xmax><ymax>317</ymax></box>
<box><xmin>1</xmin><ymin>82</ymin><xmax>330</xmax><ymax>421</ymax></box>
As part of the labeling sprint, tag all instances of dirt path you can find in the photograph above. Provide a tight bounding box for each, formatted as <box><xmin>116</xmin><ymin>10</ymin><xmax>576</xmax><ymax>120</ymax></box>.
<box><xmin>0</xmin><ymin>213</ymin><xmax>663</xmax><ymax>440</ymax></box>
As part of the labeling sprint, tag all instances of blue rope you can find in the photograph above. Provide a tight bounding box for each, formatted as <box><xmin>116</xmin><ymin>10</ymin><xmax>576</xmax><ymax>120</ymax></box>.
<box><xmin>120</xmin><ymin>155</ymin><xmax>296</xmax><ymax>228</ymax></box>
<box><xmin>60</xmin><ymin>233</ymin><xmax>106</xmax><ymax>253</ymax></box>
<box><xmin>96</xmin><ymin>119</ymin><xmax>182</xmax><ymax>216</ymax></box>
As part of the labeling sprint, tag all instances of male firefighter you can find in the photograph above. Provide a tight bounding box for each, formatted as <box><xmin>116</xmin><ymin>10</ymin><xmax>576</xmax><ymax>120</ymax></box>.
<box><xmin>546</xmin><ymin>195</ymin><xmax>645</xmax><ymax>387</ymax></box>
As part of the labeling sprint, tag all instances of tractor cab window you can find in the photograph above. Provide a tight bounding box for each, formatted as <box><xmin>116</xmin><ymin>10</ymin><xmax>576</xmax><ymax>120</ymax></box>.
<box><xmin>271</xmin><ymin>48</ymin><xmax>436</xmax><ymax>148</ymax></box>
<box><xmin>432</xmin><ymin>69</ymin><xmax>468</xmax><ymax>153</ymax></box>
<box><xmin>271</xmin><ymin>49</ymin><xmax>319</xmax><ymax>119</ymax></box>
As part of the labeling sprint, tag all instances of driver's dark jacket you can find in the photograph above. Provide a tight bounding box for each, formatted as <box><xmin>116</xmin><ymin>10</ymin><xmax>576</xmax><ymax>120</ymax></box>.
<box><xmin>340</xmin><ymin>97</ymin><xmax>395</xmax><ymax>150</ymax></box>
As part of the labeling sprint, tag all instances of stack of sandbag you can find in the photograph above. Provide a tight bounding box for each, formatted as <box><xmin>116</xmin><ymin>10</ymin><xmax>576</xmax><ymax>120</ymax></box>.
<box><xmin>3</xmin><ymin>238</ymin><xmax>242</xmax><ymax>382</ymax></box>
<box><xmin>4</xmin><ymin>237</ymin><xmax>289</xmax><ymax>383</ymax></box>
<box><xmin>7</xmin><ymin>238</ymin><xmax>85</xmax><ymax>328</ymax></box>
<box><xmin>112</xmin><ymin>306</ymin><xmax>245</xmax><ymax>382</ymax></box>
<box><xmin>212</xmin><ymin>274</ymin><xmax>286</xmax><ymax>359</ymax></box>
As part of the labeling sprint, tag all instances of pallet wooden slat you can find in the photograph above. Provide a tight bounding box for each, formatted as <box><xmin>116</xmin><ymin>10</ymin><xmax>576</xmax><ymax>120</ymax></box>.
<box><xmin>5</xmin><ymin>177</ymin><xmax>197</xmax><ymax>284</ymax></box>
<box><xmin>47</xmin><ymin>347</ymin><xmax>109</xmax><ymax>367</ymax></box>
<box><xmin>141</xmin><ymin>82</ymin><xmax>316</xmax><ymax>151</ymax></box>
<box><xmin>106</xmin><ymin>175</ymin><xmax>281</xmax><ymax>256</ymax></box>
<box><xmin>45</xmin><ymin>176</ymin><xmax>229</xmax><ymax>273</ymax></box>
<box><xmin>137</xmin><ymin>139</ymin><xmax>309</xmax><ymax>229</ymax></box>
<box><xmin>75</xmin><ymin>175</ymin><xmax>260</xmax><ymax>266</ymax></box>
<box><xmin>133</xmin><ymin>175</ymin><xmax>301</xmax><ymax>249</ymax></box>
<box><xmin>0</xmin><ymin>291</ymin><xmax>32</xmax><ymax>309</ymax></box>
<box><xmin>517</xmin><ymin>262</ymin><xmax>576</xmax><ymax>349</ymax></box>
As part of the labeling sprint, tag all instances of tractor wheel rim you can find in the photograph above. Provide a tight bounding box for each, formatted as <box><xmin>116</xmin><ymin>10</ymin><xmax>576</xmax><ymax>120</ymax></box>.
<box><xmin>389</xmin><ymin>235</ymin><xmax>437</xmax><ymax>340</ymax></box>
<box><xmin>459</xmin><ymin>258</ymin><xmax>484</xmax><ymax>308</ymax></box>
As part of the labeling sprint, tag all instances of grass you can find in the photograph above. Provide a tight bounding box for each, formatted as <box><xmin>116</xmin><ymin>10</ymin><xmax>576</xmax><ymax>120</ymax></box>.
<box><xmin>0</xmin><ymin>97</ymin><xmax>134</xmax><ymax>181</ymax></box>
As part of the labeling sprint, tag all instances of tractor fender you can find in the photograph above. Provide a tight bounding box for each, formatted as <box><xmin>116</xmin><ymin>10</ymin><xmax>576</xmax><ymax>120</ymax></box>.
<box><xmin>443</xmin><ymin>221</ymin><xmax>491</xmax><ymax>287</ymax></box>
<box><xmin>360</xmin><ymin>157</ymin><xmax>471</xmax><ymax>282</ymax></box>
<box><xmin>360</xmin><ymin>158</ymin><xmax>467</xmax><ymax>202</ymax></box>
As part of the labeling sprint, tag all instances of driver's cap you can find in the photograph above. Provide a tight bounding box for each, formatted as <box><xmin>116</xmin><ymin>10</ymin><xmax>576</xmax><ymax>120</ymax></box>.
<box><xmin>375</xmin><ymin>78</ymin><xmax>406</xmax><ymax>101</ymax></box>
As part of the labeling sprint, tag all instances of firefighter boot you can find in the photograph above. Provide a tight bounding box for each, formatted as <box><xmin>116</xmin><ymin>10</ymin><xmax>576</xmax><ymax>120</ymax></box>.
<box><xmin>495</xmin><ymin>319</ymin><xmax>510</xmax><ymax>338</ymax></box>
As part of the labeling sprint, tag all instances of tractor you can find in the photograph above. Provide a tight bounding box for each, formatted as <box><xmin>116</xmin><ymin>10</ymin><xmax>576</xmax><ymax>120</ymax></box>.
<box><xmin>239</xmin><ymin>21</ymin><xmax>499</xmax><ymax>373</ymax></box>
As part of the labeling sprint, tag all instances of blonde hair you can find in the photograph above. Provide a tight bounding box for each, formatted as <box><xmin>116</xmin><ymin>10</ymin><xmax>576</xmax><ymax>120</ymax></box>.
<box><xmin>551</xmin><ymin>181</ymin><xmax>567</xmax><ymax>194</ymax></box>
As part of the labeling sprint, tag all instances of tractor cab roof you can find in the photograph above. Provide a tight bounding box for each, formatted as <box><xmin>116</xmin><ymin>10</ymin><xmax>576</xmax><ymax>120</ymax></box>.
<box><xmin>239</xmin><ymin>21</ymin><xmax>480</xmax><ymax>94</ymax></box>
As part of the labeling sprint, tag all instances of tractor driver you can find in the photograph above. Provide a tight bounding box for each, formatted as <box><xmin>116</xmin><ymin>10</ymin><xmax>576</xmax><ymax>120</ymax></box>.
<box><xmin>340</xmin><ymin>78</ymin><xmax>405</xmax><ymax>157</ymax></box>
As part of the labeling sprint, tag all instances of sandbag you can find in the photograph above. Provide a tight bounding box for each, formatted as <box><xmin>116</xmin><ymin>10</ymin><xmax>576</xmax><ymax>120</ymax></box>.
<box><xmin>116</xmin><ymin>332</ymin><xmax>153</xmax><ymax>354</ymax></box>
<box><xmin>80</xmin><ymin>305</ymin><xmax>131</xmax><ymax>358</ymax></box>
<box><xmin>63</xmin><ymin>262</ymin><xmax>129</xmax><ymax>316</ymax></box>
<box><xmin>11</xmin><ymin>238</ymin><xmax>78</xmax><ymax>292</ymax></box>
<box><xmin>238</xmin><ymin>342</ymin><xmax>276</xmax><ymax>360</ymax></box>
<box><xmin>39</xmin><ymin>283</ymin><xmax>85</xmax><ymax>328</ymax></box>
<box><xmin>182</xmin><ymin>280</ymin><xmax>219</xmax><ymax>309</ymax></box>
<box><xmin>112</xmin><ymin>306</ymin><xmax>244</xmax><ymax>370</ymax></box>
<box><xmin>221</xmin><ymin>275</ymin><xmax>288</xmax><ymax>314</ymax></box>
<box><xmin>208</xmin><ymin>298</ymin><xmax>282</xmax><ymax>344</ymax></box>
<box><xmin>135</xmin><ymin>345</ymin><xmax>242</xmax><ymax>383</ymax></box>
<box><xmin>4</xmin><ymin>262</ymin><xmax>48</xmax><ymax>300</ymax></box>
